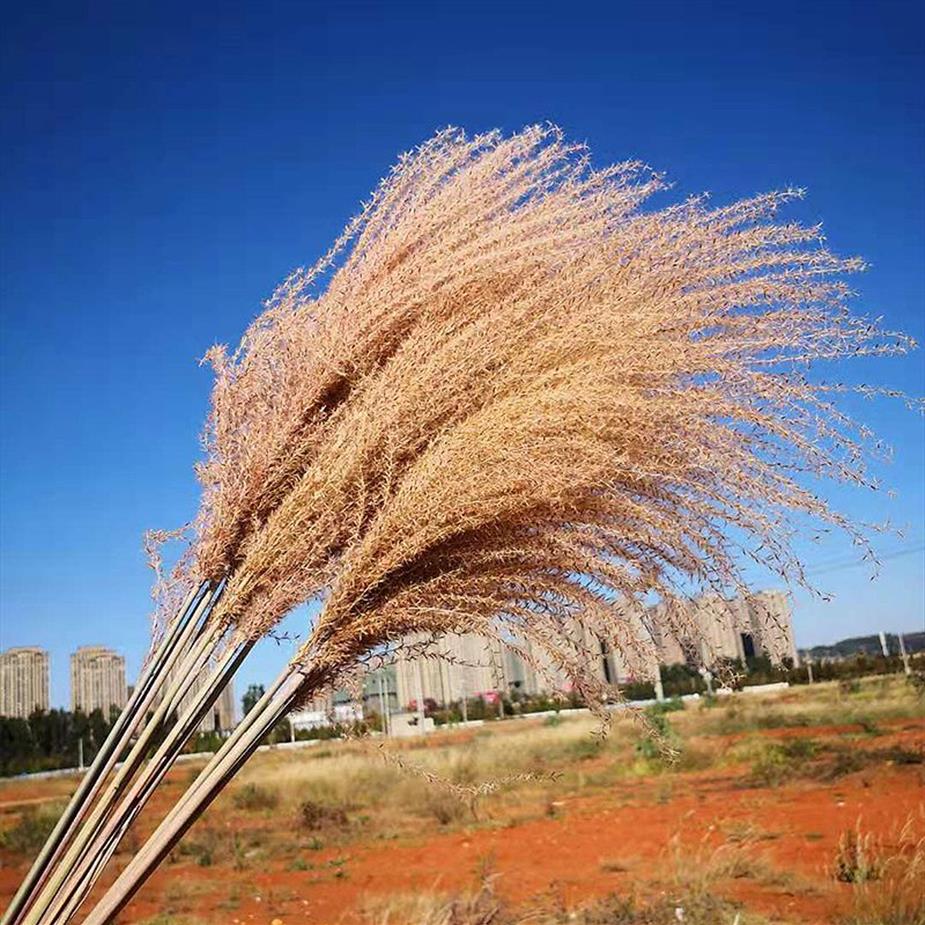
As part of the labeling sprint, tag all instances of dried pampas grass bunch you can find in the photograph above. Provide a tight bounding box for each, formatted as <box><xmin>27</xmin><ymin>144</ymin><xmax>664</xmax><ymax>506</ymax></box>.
<box><xmin>6</xmin><ymin>125</ymin><xmax>914</xmax><ymax>925</ymax></box>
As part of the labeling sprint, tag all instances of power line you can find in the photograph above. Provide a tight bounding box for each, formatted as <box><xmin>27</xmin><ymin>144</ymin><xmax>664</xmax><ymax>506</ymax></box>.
<box><xmin>805</xmin><ymin>544</ymin><xmax>925</xmax><ymax>576</ymax></box>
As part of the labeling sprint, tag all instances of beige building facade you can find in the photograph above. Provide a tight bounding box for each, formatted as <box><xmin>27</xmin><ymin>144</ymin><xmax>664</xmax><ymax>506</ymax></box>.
<box><xmin>656</xmin><ymin>590</ymin><xmax>799</xmax><ymax>668</ymax></box>
<box><xmin>0</xmin><ymin>647</ymin><xmax>50</xmax><ymax>718</ymax></box>
<box><xmin>394</xmin><ymin>633</ymin><xmax>509</xmax><ymax>707</ymax></box>
<box><xmin>70</xmin><ymin>646</ymin><xmax>127</xmax><ymax>714</ymax></box>
<box><xmin>197</xmin><ymin>679</ymin><xmax>237</xmax><ymax>733</ymax></box>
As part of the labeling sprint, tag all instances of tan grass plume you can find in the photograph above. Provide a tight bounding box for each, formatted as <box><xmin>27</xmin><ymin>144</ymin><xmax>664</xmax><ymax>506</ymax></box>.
<box><xmin>7</xmin><ymin>124</ymin><xmax>916</xmax><ymax>925</ymax></box>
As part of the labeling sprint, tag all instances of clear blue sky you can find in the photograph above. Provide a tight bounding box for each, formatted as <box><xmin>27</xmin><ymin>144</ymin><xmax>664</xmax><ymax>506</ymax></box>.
<box><xmin>1</xmin><ymin>1</ymin><xmax>923</xmax><ymax>709</ymax></box>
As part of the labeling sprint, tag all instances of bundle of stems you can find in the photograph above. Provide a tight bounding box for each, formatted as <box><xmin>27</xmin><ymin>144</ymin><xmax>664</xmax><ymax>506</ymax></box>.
<box><xmin>5</xmin><ymin>125</ymin><xmax>915</xmax><ymax>925</ymax></box>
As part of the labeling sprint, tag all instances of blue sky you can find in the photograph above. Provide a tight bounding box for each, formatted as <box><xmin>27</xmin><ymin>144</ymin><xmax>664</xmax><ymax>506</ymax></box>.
<box><xmin>1</xmin><ymin>1</ymin><xmax>923</xmax><ymax>708</ymax></box>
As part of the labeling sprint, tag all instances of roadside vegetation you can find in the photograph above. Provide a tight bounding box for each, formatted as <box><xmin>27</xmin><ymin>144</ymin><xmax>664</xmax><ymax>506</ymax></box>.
<box><xmin>2</xmin><ymin>676</ymin><xmax>922</xmax><ymax>924</ymax></box>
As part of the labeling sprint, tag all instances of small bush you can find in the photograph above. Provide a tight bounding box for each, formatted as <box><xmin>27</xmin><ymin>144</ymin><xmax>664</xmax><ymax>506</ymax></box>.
<box><xmin>231</xmin><ymin>783</ymin><xmax>279</xmax><ymax>811</ymax></box>
<box><xmin>834</xmin><ymin>824</ymin><xmax>882</xmax><ymax>884</ymax></box>
<box><xmin>648</xmin><ymin>698</ymin><xmax>684</xmax><ymax>715</ymax></box>
<box><xmin>635</xmin><ymin>710</ymin><xmax>680</xmax><ymax>764</ymax></box>
<box><xmin>419</xmin><ymin>790</ymin><xmax>469</xmax><ymax>826</ymax></box>
<box><xmin>299</xmin><ymin>800</ymin><xmax>349</xmax><ymax>830</ymax></box>
<box><xmin>908</xmin><ymin>671</ymin><xmax>925</xmax><ymax>698</ymax></box>
<box><xmin>748</xmin><ymin>739</ymin><xmax>818</xmax><ymax>787</ymax></box>
<box><xmin>0</xmin><ymin>804</ymin><xmax>64</xmax><ymax>854</ymax></box>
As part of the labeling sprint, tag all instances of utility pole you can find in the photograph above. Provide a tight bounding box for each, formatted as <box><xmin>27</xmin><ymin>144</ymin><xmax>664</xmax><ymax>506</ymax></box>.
<box><xmin>78</xmin><ymin>737</ymin><xmax>84</xmax><ymax>771</ymax></box>
<box><xmin>879</xmin><ymin>631</ymin><xmax>889</xmax><ymax>657</ymax></box>
<box><xmin>806</xmin><ymin>659</ymin><xmax>814</xmax><ymax>684</ymax></box>
<box><xmin>377</xmin><ymin>672</ymin><xmax>390</xmax><ymax>736</ymax></box>
<box><xmin>898</xmin><ymin>633</ymin><xmax>911</xmax><ymax>676</ymax></box>
<box><xmin>288</xmin><ymin>715</ymin><xmax>295</xmax><ymax>744</ymax></box>
<box><xmin>652</xmin><ymin>648</ymin><xmax>665</xmax><ymax>702</ymax></box>
<box><xmin>699</xmin><ymin>667</ymin><xmax>714</xmax><ymax>696</ymax></box>
<box><xmin>415</xmin><ymin>659</ymin><xmax>426</xmax><ymax>736</ymax></box>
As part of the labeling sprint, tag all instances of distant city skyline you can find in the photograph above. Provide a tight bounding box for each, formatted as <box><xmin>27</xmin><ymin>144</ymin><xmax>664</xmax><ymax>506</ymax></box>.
<box><xmin>2</xmin><ymin>591</ymin><xmax>921</xmax><ymax>711</ymax></box>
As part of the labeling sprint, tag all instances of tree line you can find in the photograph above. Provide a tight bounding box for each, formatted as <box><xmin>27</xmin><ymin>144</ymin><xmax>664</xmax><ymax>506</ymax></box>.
<box><xmin>2</xmin><ymin>653</ymin><xmax>920</xmax><ymax>776</ymax></box>
<box><xmin>0</xmin><ymin>706</ymin><xmax>121</xmax><ymax>777</ymax></box>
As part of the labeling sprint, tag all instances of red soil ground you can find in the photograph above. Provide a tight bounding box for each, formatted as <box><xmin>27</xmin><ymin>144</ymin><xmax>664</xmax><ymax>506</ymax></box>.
<box><xmin>2</xmin><ymin>718</ymin><xmax>923</xmax><ymax>925</ymax></box>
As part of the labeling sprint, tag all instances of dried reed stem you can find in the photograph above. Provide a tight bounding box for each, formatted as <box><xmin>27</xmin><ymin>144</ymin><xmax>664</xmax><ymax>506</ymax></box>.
<box><xmin>0</xmin><ymin>582</ymin><xmax>207</xmax><ymax>925</ymax></box>
<box><xmin>40</xmin><ymin>640</ymin><xmax>252</xmax><ymax>924</ymax></box>
<box><xmin>80</xmin><ymin>669</ymin><xmax>304</xmax><ymax>925</ymax></box>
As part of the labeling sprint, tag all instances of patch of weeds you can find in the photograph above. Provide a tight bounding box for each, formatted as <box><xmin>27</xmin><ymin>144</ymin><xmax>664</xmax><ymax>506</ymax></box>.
<box><xmin>841</xmin><ymin>822</ymin><xmax>925</xmax><ymax>925</ymax></box>
<box><xmin>231</xmin><ymin>782</ymin><xmax>279</xmax><ymax>811</ymax></box>
<box><xmin>137</xmin><ymin>917</ymin><xmax>207</xmax><ymax>925</ymax></box>
<box><xmin>567</xmin><ymin>736</ymin><xmax>604</xmax><ymax>761</ymax></box>
<box><xmin>748</xmin><ymin>737</ymin><xmax>819</xmax><ymax>786</ymax></box>
<box><xmin>0</xmin><ymin>804</ymin><xmax>64</xmax><ymax>854</ymax></box>
<box><xmin>754</xmin><ymin>710</ymin><xmax>811</xmax><ymax>730</ymax></box>
<box><xmin>719</xmin><ymin>819</ymin><xmax>764</xmax><ymax>844</ymax></box>
<box><xmin>815</xmin><ymin>745</ymin><xmax>922</xmax><ymax>783</ymax></box>
<box><xmin>636</xmin><ymin>710</ymin><xmax>680</xmax><ymax>765</ymax></box>
<box><xmin>229</xmin><ymin>830</ymin><xmax>249</xmax><ymax>870</ymax></box>
<box><xmin>177</xmin><ymin>827</ymin><xmax>228</xmax><ymax>868</ymax></box>
<box><xmin>580</xmin><ymin>890</ymin><xmax>748</xmax><ymax>925</ymax></box>
<box><xmin>327</xmin><ymin>855</ymin><xmax>349</xmax><ymax>879</ymax></box>
<box><xmin>673</xmin><ymin>743</ymin><xmax>714</xmax><ymax>773</ymax></box>
<box><xmin>420</xmin><ymin>789</ymin><xmax>470</xmax><ymax>826</ymax></box>
<box><xmin>648</xmin><ymin>697</ymin><xmax>685</xmax><ymax>715</ymax></box>
<box><xmin>305</xmin><ymin>835</ymin><xmax>324</xmax><ymax>850</ymax></box>
<box><xmin>216</xmin><ymin>883</ymin><xmax>241</xmax><ymax>911</ymax></box>
<box><xmin>161</xmin><ymin>880</ymin><xmax>197</xmax><ymax>916</ymax></box>
<box><xmin>880</xmin><ymin>745</ymin><xmax>923</xmax><ymax>766</ymax></box>
<box><xmin>907</xmin><ymin>671</ymin><xmax>925</xmax><ymax>699</ymax></box>
<box><xmin>818</xmin><ymin>748</ymin><xmax>868</xmax><ymax>781</ymax></box>
<box><xmin>299</xmin><ymin>799</ymin><xmax>349</xmax><ymax>830</ymax></box>
<box><xmin>289</xmin><ymin>857</ymin><xmax>313</xmax><ymax>871</ymax></box>
<box><xmin>834</xmin><ymin>824</ymin><xmax>882</xmax><ymax>884</ymax></box>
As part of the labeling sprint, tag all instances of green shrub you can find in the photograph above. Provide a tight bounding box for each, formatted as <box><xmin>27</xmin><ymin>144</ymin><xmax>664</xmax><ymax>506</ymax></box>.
<box><xmin>635</xmin><ymin>710</ymin><xmax>680</xmax><ymax>763</ymax></box>
<box><xmin>231</xmin><ymin>782</ymin><xmax>278</xmax><ymax>811</ymax></box>
<box><xmin>0</xmin><ymin>804</ymin><xmax>64</xmax><ymax>854</ymax></box>
<box><xmin>648</xmin><ymin>697</ymin><xmax>684</xmax><ymax>715</ymax></box>
<box><xmin>299</xmin><ymin>799</ymin><xmax>349</xmax><ymax>830</ymax></box>
<box><xmin>749</xmin><ymin>739</ymin><xmax>818</xmax><ymax>786</ymax></box>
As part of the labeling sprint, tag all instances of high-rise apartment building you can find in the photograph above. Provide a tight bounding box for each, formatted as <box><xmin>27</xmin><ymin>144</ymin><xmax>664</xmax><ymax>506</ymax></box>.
<box><xmin>393</xmin><ymin>633</ymin><xmax>515</xmax><ymax>708</ymax></box>
<box><xmin>382</xmin><ymin>588</ymin><xmax>799</xmax><ymax>707</ymax></box>
<box><xmin>70</xmin><ymin>646</ymin><xmax>127</xmax><ymax>714</ymax></box>
<box><xmin>0</xmin><ymin>647</ymin><xmax>50</xmax><ymax>718</ymax></box>
<box><xmin>645</xmin><ymin>590</ymin><xmax>799</xmax><ymax>668</ymax></box>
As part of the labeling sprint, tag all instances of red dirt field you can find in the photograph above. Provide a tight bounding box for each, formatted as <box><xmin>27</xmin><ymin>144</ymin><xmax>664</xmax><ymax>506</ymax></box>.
<box><xmin>2</xmin><ymin>710</ymin><xmax>923</xmax><ymax>925</ymax></box>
